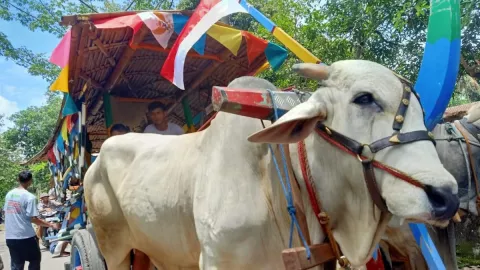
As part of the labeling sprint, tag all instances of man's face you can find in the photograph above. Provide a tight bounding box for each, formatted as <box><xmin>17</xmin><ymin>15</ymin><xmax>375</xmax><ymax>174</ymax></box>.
<box><xmin>149</xmin><ymin>108</ymin><xmax>165</xmax><ymax>125</ymax></box>
<box><xmin>41</xmin><ymin>197</ymin><xmax>49</xmax><ymax>204</ymax></box>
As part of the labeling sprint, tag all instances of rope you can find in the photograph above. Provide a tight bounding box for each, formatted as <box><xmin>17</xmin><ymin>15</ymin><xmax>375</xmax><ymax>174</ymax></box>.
<box><xmin>265</xmin><ymin>89</ymin><xmax>311</xmax><ymax>259</ymax></box>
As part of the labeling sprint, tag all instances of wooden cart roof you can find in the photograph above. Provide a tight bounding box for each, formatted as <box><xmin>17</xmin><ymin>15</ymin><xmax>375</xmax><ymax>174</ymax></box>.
<box><xmin>24</xmin><ymin>10</ymin><xmax>282</xmax><ymax>164</ymax></box>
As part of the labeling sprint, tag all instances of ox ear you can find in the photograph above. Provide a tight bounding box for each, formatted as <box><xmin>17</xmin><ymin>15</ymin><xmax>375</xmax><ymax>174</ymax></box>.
<box><xmin>248</xmin><ymin>101</ymin><xmax>327</xmax><ymax>144</ymax></box>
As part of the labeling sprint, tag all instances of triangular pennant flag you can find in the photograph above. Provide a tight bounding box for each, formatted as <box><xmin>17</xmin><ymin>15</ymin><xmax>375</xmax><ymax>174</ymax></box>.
<box><xmin>172</xmin><ymin>14</ymin><xmax>206</xmax><ymax>55</ymax></box>
<box><xmin>70</xmin><ymin>114</ymin><xmax>80</xmax><ymax>138</ymax></box>
<box><xmin>193</xmin><ymin>35</ymin><xmax>207</xmax><ymax>55</ymax></box>
<box><xmin>65</xmin><ymin>115</ymin><xmax>73</xmax><ymax>132</ymax></box>
<box><xmin>56</xmin><ymin>134</ymin><xmax>65</xmax><ymax>154</ymax></box>
<box><xmin>265</xmin><ymin>43</ymin><xmax>288</xmax><ymax>71</ymax></box>
<box><xmin>53</xmin><ymin>141</ymin><xmax>60</xmax><ymax>163</ymax></box>
<box><xmin>207</xmin><ymin>24</ymin><xmax>243</xmax><ymax>56</ymax></box>
<box><xmin>47</xmin><ymin>149</ymin><xmax>56</xmax><ymax>164</ymax></box>
<box><xmin>242</xmin><ymin>31</ymin><xmax>268</xmax><ymax>65</ymax></box>
<box><xmin>172</xmin><ymin>14</ymin><xmax>189</xmax><ymax>34</ymax></box>
<box><xmin>73</xmin><ymin>141</ymin><xmax>78</xmax><ymax>160</ymax></box>
<box><xmin>61</xmin><ymin>119</ymin><xmax>68</xmax><ymax>142</ymax></box>
<box><xmin>50</xmin><ymin>29</ymin><xmax>72</xmax><ymax>67</ymax></box>
<box><xmin>138</xmin><ymin>12</ymin><xmax>174</xmax><ymax>48</ymax></box>
<box><xmin>50</xmin><ymin>66</ymin><xmax>69</xmax><ymax>93</ymax></box>
<box><xmin>62</xmin><ymin>93</ymin><xmax>79</xmax><ymax>117</ymax></box>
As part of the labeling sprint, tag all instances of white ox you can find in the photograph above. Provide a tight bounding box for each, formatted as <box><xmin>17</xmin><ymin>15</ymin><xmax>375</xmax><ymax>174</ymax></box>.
<box><xmin>365</xmin><ymin>104</ymin><xmax>480</xmax><ymax>270</ymax></box>
<box><xmin>84</xmin><ymin>60</ymin><xmax>458</xmax><ymax>269</ymax></box>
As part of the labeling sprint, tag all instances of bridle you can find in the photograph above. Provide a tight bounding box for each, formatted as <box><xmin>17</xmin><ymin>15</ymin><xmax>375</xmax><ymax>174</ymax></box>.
<box><xmin>439</xmin><ymin>118</ymin><xmax>480</xmax><ymax>214</ymax></box>
<box><xmin>295</xmin><ymin>75</ymin><xmax>436</xmax><ymax>267</ymax></box>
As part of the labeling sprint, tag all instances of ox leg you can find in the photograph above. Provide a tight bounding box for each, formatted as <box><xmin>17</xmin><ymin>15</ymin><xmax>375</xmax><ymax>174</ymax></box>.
<box><xmin>93</xmin><ymin>226</ymin><xmax>132</xmax><ymax>270</ymax></box>
<box><xmin>85</xmin><ymin>162</ymin><xmax>133</xmax><ymax>270</ymax></box>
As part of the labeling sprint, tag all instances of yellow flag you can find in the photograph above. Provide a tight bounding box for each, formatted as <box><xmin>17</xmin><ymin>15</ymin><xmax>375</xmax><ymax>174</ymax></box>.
<box><xmin>70</xmin><ymin>207</ymin><xmax>80</xmax><ymax>219</ymax></box>
<box><xmin>49</xmin><ymin>65</ymin><xmax>69</xmax><ymax>93</ymax></box>
<box><xmin>74</xmin><ymin>141</ymin><xmax>79</xmax><ymax>160</ymax></box>
<box><xmin>207</xmin><ymin>25</ymin><xmax>243</xmax><ymax>56</ymax></box>
<box><xmin>61</xmin><ymin>120</ymin><xmax>68</xmax><ymax>142</ymax></box>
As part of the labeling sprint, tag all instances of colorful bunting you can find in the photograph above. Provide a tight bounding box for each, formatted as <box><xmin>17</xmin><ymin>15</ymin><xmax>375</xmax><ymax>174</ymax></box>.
<box><xmin>50</xmin><ymin>29</ymin><xmax>71</xmax><ymax>68</ymax></box>
<box><xmin>161</xmin><ymin>0</ymin><xmax>248</xmax><ymax>90</ymax></box>
<box><xmin>94</xmin><ymin>14</ymin><xmax>144</xmax><ymax>35</ymax></box>
<box><xmin>47</xmin><ymin>149</ymin><xmax>56</xmax><ymax>164</ymax></box>
<box><xmin>61</xmin><ymin>120</ymin><xmax>68</xmax><ymax>143</ymax></box>
<box><xmin>62</xmin><ymin>93</ymin><xmax>79</xmax><ymax>117</ymax></box>
<box><xmin>53</xmin><ymin>141</ymin><xmax>60</xmax><ymax>163</ymax></box>
<box><xmin>138</xmin><ymin>12</ymin><xmax>174</xmax><ymax>48</ymax></box>
<box><xmin>49</xmin><ymin>66</ymin><xmax>69</xmax><ymax>93</ymax></box>
<box><xmin>265</xmin><ymin>43</ymin><xmax>288</xmax><ymax>71</ymax></box>
<box><xmin>172</xmin><ymin>14</ymin><xmax>206</xmax><ymax>55</ymax></box>
<box><xmin>56</xmin><ymin>134</ymin><xmax>65</xmax><ymax>154</ymax></box>
<box><xmin>65</xmin><ymin>115</ymin><xmax>73</xmax><ymax>133</ymax></box>
<box><xmin>207</xmin><ymin>24</ymin><xmax>243</xmax><ymax>56</ymax></box>
<box><xmin>242</xmin><ymin>31</ymin><xmax>268</xmax><ymax>65</ymax></box>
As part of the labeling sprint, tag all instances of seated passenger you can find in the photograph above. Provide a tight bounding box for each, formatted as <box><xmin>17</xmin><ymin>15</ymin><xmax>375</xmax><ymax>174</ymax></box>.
<box><xmin>37</xmin><ymin>193</ymin><xmax>61</xmax><ymax>214</ymax></box>
<box><xmin>36</xmin><ymin>193</ymin><xmax>62</xmax><ymax>241</ymax></box>
<box><xmin>110</xmin><ymin>123</ymin><xmax>130</xmax><ymax>136</ymax></box>
<box><xmin>143</xmin><ymin>102</ymin><xmax>184</xmax><ymax>135</ymax></box>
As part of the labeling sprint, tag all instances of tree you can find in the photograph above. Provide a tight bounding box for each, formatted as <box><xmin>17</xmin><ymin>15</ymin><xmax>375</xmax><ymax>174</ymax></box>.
<box><xmin>2</xmin><ymin>95</ymin><xmax>62</xmax><ymax>159</ymax></box>
<box><xmin>0</xmin><ymin>116</ymin><xmax>21</xmax><ymax>206</ymax></box>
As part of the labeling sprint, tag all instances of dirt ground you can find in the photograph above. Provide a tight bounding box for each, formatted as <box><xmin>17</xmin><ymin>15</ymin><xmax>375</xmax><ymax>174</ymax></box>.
<box><xmin>0</xmin><ymin>228</ymin><xmax>69</xmax><ymax>270</ymax></box>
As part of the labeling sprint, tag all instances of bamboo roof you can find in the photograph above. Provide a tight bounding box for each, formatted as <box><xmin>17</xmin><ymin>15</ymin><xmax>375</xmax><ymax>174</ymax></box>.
<box><xmin>24</xmin><ymin>10</ymin><xmax>273</xmax><ymax>164</ymax></box>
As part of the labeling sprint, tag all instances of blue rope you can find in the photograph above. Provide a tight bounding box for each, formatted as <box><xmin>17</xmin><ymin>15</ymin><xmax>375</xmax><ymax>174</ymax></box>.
<box><xmin>266</xmin><ymin>89</ymin><xmax>311</xmax><ymax>259</ymax></box>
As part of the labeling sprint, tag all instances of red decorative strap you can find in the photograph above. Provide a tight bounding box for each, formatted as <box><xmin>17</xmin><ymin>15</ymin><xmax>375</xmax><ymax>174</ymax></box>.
<box><xmin>366</xmin><ymin>248</ymin><xmax>385</xmax><ymax>270</ymax></box>
<box><xmin>297</xmin><ymin>141</ymin><xmax>322</xmax><ymax>221</ymax></box>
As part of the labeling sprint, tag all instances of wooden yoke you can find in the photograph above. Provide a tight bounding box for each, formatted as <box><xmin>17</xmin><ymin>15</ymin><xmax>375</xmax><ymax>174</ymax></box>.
<box><xmin>212</xmin><ymin>86</ymin><xmax>337</xmax><ymax>270</ymax></box>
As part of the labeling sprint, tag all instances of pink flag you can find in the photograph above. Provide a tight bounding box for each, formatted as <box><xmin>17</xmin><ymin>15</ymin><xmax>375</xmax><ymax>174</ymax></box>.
<box><xmin>50</xmin><ymin>30</ymin><xmax>72</xmax><ymax>67</ymax></box>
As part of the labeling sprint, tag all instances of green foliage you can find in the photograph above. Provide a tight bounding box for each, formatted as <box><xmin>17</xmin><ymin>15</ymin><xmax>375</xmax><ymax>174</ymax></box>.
<box><xmin>0</xmin><ymin>94</ymin><xmax>60</xmax><ymax>205</ymax></box>
<box><xmin>0</xmin><ymin>133</ymin><xmax>21</xmax><ymax>207</ymax></box>
<box><xmin>456</xmin><ymin>241</ymin><xmax>480</xmax><ymax>268</ymax></box>
<box><xmin>2</xmin><ymin>95</ymin><xmax>62</xmax><ymax>159</ymax></box>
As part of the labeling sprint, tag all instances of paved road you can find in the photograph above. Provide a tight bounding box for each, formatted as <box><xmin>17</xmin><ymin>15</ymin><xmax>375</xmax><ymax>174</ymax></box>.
<box><xmin>0</xmin><ymin>229</ymin><xmax>69</xmax><ymax>270</ymax></box>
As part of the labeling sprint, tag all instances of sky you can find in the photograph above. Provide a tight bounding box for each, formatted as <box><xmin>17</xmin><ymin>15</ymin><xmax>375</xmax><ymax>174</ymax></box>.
<box><xmin>0</xmin><ymin>20</ymin><xmax>60</xmax><ymax>131</ymax></box>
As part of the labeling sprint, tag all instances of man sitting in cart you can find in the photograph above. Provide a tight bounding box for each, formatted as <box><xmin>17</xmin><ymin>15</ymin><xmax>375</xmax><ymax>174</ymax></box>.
<box><xmin>36</xmin><ymin>193</ymin><xmax>62</xmax><ymax>241</ymax></box>
<box><xmin>110</xmin><ymin>123</ymin><xmax>130</xmax><ymax>136</ymax></box>
<box><xmin>37</xmin><ymin>193</ymin><xmax>62</xmax><ymax>214</ymax></box>
<box><xmin>143</xmin><ymin>101</ymin><xmax>184</xmax><ymax>135</ymax></box>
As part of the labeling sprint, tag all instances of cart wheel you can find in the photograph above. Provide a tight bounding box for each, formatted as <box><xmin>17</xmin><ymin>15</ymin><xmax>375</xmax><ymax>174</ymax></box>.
<box><xmin>70</xmin><ymin>227</ymin><xmax>106</xmax><ymax>270</ymax></box>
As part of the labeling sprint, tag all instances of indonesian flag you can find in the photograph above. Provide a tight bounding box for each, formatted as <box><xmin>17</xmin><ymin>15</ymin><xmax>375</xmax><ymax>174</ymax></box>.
<box><xmin>161</xmin><ymin>0</ymin><xmax>247</xmax><ymax>90</ymax></box>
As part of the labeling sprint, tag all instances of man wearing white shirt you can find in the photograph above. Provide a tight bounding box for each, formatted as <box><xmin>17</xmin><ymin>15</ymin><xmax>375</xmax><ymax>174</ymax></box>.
<box><xmin>143</xmin><ymin>102</ymin><xmax>184</xmax><ymax>135</ymax></box>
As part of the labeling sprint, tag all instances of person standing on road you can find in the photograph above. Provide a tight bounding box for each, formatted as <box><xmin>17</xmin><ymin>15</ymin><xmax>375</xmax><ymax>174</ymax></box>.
<box><xmin>3</xmin><ymin>170</ymin><xmax>60</xmax><ymax>270</ymax></box>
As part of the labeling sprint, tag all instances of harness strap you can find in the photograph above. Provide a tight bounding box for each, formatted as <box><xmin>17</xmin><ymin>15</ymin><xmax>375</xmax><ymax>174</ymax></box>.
<box><xmin>460</xmin><ymin>118</ymin><xmax>480</xmax><ymax>141</ymax></box>
<box><xmin>314</xmin><ymin>126</ymin><xmax>425</xmax><ymax>190</ymax></box>
<box><xmin>454</xmin><ymin>121</ymin><xmax>480</xmax><ymax>213</ymax></box>
<box><xmin>361</xmin><ymin>160</ymin><xmax>389</xmax><ymax>213</ymax></box>
<box><xmin>282</xmin><ymin>144</ymin><xmax>311</xmax><ymax>246</ymax></box>
<box><xmin>297</xmin><ymin>141</ymin><xmax>345</xmax><ymax>265</ymax></box>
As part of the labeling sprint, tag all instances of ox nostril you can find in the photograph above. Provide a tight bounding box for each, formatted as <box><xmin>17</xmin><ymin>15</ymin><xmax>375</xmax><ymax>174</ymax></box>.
<box><xmin>424</xmin><ymin>185</ymin><xmax>459</xmax><ymax>220</ymax></box>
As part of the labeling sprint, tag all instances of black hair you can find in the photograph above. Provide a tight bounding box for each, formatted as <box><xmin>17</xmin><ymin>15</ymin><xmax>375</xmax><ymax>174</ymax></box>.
<box><xmin>18</xmin><ymin>170</ymin><xmax>33</xmax><ymax>184</ymax></box>
<box><xmin>147</xmin><ymin>102</ymin><xmax>167</xmax><ymax>112</ymax></box>
<box><xmin>111</xmin><ymin>123</ymin><xmax>130</xmax><ymax>133</ymax></box>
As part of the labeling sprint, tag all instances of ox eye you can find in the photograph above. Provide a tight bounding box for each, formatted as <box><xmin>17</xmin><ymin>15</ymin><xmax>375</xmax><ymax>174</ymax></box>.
<box><xmin>353</xmin><ymin>93</ymin><xmax>375</xmax><ymax>105</ymax></box>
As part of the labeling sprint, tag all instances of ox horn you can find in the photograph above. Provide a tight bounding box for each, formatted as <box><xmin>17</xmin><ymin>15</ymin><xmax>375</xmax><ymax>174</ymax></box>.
<box><xmin>292</xmin><ymin>63</ymin><xmax>330</xmax><ymax>81</ymax></box>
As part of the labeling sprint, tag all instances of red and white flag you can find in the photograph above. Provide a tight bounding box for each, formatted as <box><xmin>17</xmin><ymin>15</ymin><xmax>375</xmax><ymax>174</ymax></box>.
<box><xmin>160</xmin><ymin>0</ymin><xmax>247</xmax><ymax>90</ymax></box>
